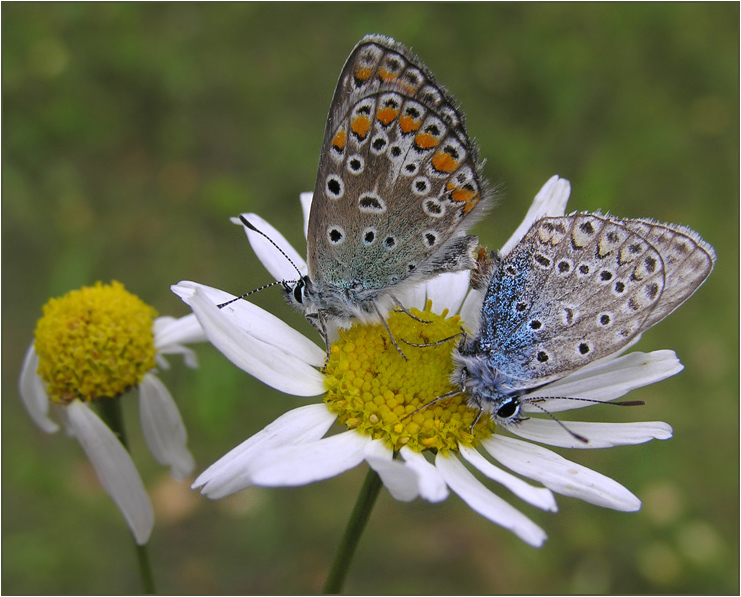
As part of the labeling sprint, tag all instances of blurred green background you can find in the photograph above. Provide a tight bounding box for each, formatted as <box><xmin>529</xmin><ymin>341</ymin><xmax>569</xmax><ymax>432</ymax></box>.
<box><xmin>3</xmin><ymin>3</ymin><xmax>738</xmax><ymax>594</ymax></box>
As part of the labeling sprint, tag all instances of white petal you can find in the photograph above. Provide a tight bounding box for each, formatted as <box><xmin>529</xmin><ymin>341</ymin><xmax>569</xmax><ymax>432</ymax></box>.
<box><xmin>435</xmin><ymin>453</ymin><xmax>547</xmax><ymax>547</ymax></box>
<box><xmin>399</xmin><ymin>447</ymin><xmax>449</xmax><ymax>502</ymax></box>
<box><xmin>509</xmin><ymin>419</ymin><xmax>673</xmax><ymax>449</ymax></box>
<box><xmin>523</xmin><ymin>350</ymin><xmax>683</xmax><ymax>413</ymax></box>
<box><xmin>155</xmin><ymin>344</ymin><xmax>199</xmax><ymax>370</ymax></box>
<box><xmin>458</xmin><ymin>444</ymin><xmax>557</xmax><ymax>511</ymax></box>
<box><xmin>247</xmin><ymin>430</ymin><xmax>370</xmax><ymax>486</ymax></box>
<box><xmin>66</xmin><ymin>400</ymin><xmax>154</xmax><ymax>545</ymax></box>
<box><xmin>174</xmin><ymin>281</ymin><xmax>324</xmax><ymax>367</ymax></box>
<box><xmin>425</xmin><ymin>270</ymin><xmax>471</xmax><ymax>315</ymax></box>
<box><xmin>153</xmin><ymin>314</ymin><xmax>206</xmax><ymax>346</ymax></box>
<box><xmin>500</xmin><ymin>175</ymin><xmax>571</xmax><ymax>257</ymax></box>
<box><xmin>483</xmin><ymin>435</ymin><xmax>640</xmax><ymax>511</ymax></box>
<box><xmin>232</xmin><ymin>212</ymin><xmax>308</xmax><ymax>281</ymax></box>
<box><xmin>53</xmin><ymin>402</ymin><xmax>76</xmax><ymax>437</ymax></box>
<box><xmin>19</xmin><ymin>344</ymin><xmax>58</xmax><ymax>433</ymax></box>
<box><xmin>459</xmin><ymin>288</ymin><xmax>484</xmax><ymax>334</ymax></box>
<box><xmin>364</xmin><ymin>440</ymin><xmax>419</xmax><ymax>502</ymax></box>
<box><xmin>300</xmin><ymin>192</ymin><xmax>313</xmax><ymax>240</ymax></box>
<box><xmin>138</xmin><ymin>373</ymin><xmax>195</xmax><ymax>480</ymax></box>
<box><xmin>172</xmin><ymin>282</ymin><xmax>325</xmax><ymax>396</ymax></box>
<box><xmin>397</xmin><ymin>280</ymin><xmax>427</xmax><ymax>312</ymax></box>
<box><xmin>153</xmin><ymin>315</ymin><xmax>203</xmax><ymax>369</ymax></box>
<box><xmin>194</xmin><ymin>404</ymin><xmax>336</xmax><ymax>498</ymax></box>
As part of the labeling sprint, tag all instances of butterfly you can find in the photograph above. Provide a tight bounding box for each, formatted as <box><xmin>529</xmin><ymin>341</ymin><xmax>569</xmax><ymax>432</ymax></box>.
<box><xmin>452</xmin><ymin>213</ymin><xmax>716</xmax><ymax>430</ymax></box>
<box><xmin>254</xmin><ymin>34</ymin><xmax>491</xmax><ymax>351</ymax></box>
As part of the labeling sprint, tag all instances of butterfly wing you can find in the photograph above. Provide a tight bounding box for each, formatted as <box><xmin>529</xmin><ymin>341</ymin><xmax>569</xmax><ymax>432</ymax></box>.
<box><xmin>619</xmin><ymin>219</ymin><xmax>716</xmax><ymax>329</ymax></box>
<box><xmin>478</xmin><ymin>214</ymin><xmax>715</xmax><ymax>388</ymax></box>
<box><xmin>307</xmin><ymin>35</ymin><xmax>490</xmax><ymax>304</ymax></box>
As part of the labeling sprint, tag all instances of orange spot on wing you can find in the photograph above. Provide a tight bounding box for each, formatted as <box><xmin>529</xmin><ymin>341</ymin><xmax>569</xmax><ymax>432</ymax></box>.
<box><xmin>377</xmin><ymin>68</ymin><xmax>399</xmax><ymax>82</ymax></box>
<box><xmin>355</xmin><ymin>66</ymin><xmax>372</xmax><ymax>81</ymax></box>
<box><xmin>463</xmin><ymin>196</ymin><xmax>480</xmax><ymax>213</ymax></box>
<box><xmin>432</xmin><ymin>151</ymin><xmax>459</xmax><ymax>173</ymax></box>
<box><xmin>351</xmin><ymin>115</ymin><xmax>371</xmax><ymax>139</ymax></box>
<box><xmin>414</xmin><ymin>133</ymin><xmax>440</xmax><ymax>149</ymax></box>
<box><xmin>450</xmin><ymin>187</ymin><xmax>479</xmax><ymax>206</ymax></box>
<box><xmin>377</xmin><ymin>106</ymin><xmax>400</xmax><ymax>126</ymax></box>
<box><xmin>332</xmin><ymin>130</ymin><xmax>347</xmax><ymax>150</ymax></box>
<box><xmin>399</xmin><ymin>114</ymin><xmax>421</xmax><ymax>134</ymax></box>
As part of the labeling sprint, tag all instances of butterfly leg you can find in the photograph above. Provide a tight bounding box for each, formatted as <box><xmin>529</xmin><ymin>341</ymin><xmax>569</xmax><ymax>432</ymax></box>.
<box><xmin>401</xmin><ymin>386</ymin><xmax>466</xmax><ymax>421</ymax></box>
<box><xmin>401</xmin><ymin>331</ymin><xmax>464</xmax><ymax>348</ymax></box>
<box><xmin>305</xmin><ymin>311</ymin><xmax>332</xmax><ymax>371</ymax></box>
<box><xmin>391</xmin><ymin>300</ymin><xmax>431</xmax><ymax>324</ymax></box>
<box><xmin>374</xmin><ymin>304</ymin><xmax>408</xmax><ymax>361</ymax></box>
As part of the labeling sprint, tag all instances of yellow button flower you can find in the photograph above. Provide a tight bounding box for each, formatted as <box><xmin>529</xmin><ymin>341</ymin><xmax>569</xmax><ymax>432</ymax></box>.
<box><xmin>20</xmin><ymin>281</ymin><xmax>205</xmax><ymax>544</ymax></box>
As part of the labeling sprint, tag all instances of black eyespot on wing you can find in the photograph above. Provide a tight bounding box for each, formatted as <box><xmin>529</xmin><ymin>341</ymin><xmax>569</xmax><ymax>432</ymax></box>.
<box><xmin>646</xmin><ymin>282</ymin><xmax>660</xmax><ymax>300</ymax></box>
<box><xmin>580</xmin><ymin>221</ymin><xmax>595</xmax><ymax>235</ymax></box>
<box><xmin>327</xmin><ymin>177</ymin><xmax>342</xmax><ymax>196</ymax></box>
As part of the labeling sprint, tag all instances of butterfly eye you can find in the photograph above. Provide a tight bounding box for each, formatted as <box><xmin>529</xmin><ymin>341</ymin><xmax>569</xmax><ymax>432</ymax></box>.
<box><xmin>293</xmin><ymin>280</ymin><xmax>305</xmax><ymax>305</ymax></box>
<box><xmin>496</xmin><ymin>398</ymin><xmax>520</xmax><ymax>421</ymax></box>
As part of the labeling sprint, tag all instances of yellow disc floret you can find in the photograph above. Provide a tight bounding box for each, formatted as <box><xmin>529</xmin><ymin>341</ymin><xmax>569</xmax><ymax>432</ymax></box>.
<box><xmin>323</xmin><ymin>300</ymin><xmax>493</xmax><ymax>454</ymax></box>
<box><xmin>34</xmin><ymin>281</ymin><xmax>158</xmax><ymax>403</ymax></box>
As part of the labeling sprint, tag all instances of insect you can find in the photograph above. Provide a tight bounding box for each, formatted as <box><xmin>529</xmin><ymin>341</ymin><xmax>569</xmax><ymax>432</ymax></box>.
<box><xmin>451</xmin><ymin>213</ymin><xmax>716</xmax><ymax>431</ymax></box>
<box><xmin>249</xmin><ymin>34</ymin><xmax>491</xmax><ymax>352</ymax></box>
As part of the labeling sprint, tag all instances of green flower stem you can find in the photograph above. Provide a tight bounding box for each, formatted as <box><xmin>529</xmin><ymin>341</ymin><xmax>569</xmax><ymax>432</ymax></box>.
<box><xmin>97</xmin><ymin>398</ymin><xmax>156</xmax><ymax>595</ymax></box>
<box><xmin>323</xmin><ymin>467</ymin><xmax>383</xmax><ymax>594</ymax></box>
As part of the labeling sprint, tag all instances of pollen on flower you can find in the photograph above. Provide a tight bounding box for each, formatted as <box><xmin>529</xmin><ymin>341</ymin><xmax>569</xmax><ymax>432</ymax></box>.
<box><xmin>34</xmin><ymin>281</ymin><xmax>158</xmax><ymax>403</ymax></box>
<box><xmin>323</xmin><ymin>300</ymin><xmax>493</xmax><ymax>454</ymax></box>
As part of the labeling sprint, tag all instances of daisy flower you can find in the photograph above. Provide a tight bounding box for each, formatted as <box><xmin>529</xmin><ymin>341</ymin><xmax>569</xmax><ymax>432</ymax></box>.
<box><xmin>19</xmin><ymin>281</ymin><xmax>206</xmax><ymax>545</ymax></box>
<box><xmin>173</xmin><ymin>176</ymin><xmax>679</xmax><ymax>548</ymax></box>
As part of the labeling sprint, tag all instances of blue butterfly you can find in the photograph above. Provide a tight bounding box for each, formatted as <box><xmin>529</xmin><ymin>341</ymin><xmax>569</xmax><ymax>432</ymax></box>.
<box><xmin>453</xmin><ymin>213</ymin><xmax>715</xmax><ymax>430</ymax></box>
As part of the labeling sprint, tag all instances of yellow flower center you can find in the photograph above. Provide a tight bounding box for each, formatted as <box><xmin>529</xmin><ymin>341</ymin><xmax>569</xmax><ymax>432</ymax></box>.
<box><xmin>34</xmin><ymin>281</ymin><xmax>158</xmax><ymax>403</ymax></box>
<box><xmin>323</xmin><ymin>301</ymin><xmax>493</xmax><ymax>454</ymax></box>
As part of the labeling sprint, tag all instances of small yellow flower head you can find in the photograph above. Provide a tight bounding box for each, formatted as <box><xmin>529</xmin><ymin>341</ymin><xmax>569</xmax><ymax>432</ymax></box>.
<box><xmin>323</xmin><ymin>301</ymin><xmax>493</xmax><ymax>454</ymax></box>
<box><xmin>34</xmin><ymin>281</ymin><xmax>158</xmax><ymax>404</ymax></box>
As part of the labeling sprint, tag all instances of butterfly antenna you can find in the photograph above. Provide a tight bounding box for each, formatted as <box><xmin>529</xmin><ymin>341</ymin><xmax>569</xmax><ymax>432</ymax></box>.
<box><xmin>239</xmin><ymin>215</ymin><xmax>304</xmax><ymax>278</ymax></box>
<box><xmin>524</xmin><ymin>401</ymin><xmax>590</xmax><ymax>444</ymax></box>
<box><xmin>217</xmin><ymin>280</ymin><xmax>295</xmax><ymax>309</ymax></box>
<box><xmin>401</xmin><ymin>387</ymin><xmax>466</xmax><ymax>421</ymax></box>
<box><xmin>524</xmin><ymin>396</ymin><xmax>645</xmax><ymax>408</ymax></box>
<box><xmin>401</xmin><ymin>331</ymin><xmax>464</xmax><ymax>348</ymax></box>
<box><xmin>520</xmin><ymin>395</ymin><xmax>646</xmax><ymax>445</ymax></box>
